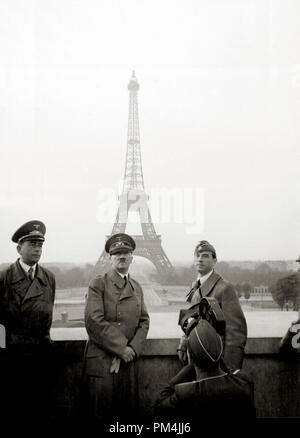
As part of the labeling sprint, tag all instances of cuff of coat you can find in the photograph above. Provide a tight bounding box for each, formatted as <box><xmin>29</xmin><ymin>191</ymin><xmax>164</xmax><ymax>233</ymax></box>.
<box><xmin>129</xmin><ymin>341</ymin><xmax>144</xmax><ymax>359</ymax></box>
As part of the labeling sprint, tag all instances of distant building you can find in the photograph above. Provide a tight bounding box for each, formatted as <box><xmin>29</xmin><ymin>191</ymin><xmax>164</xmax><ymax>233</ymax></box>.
<box><xmin>253</xmin><ymin>285</ymin><xmax>269</xmax><ymax>295</ymax></box>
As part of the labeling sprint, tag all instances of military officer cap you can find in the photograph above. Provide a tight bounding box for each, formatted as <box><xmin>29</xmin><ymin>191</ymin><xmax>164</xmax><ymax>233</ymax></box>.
<box><xmin>12</xmin><ymin>220</ymin><xmax>46</xmax><ymax>243</ymax></box>
<box><xmin>194</xmin><ymin>240</ymin><xmax>217</xmax><ymax>258</ymax></box>
<box><xmin>188</xmin><ymin>319</ymin><xmax>223</xmax><ymax>369</ymax></box>
<box><xmin>105</xmin><ymin>233</ymin><xmax>136</xmax><ymax>255</ymax></box>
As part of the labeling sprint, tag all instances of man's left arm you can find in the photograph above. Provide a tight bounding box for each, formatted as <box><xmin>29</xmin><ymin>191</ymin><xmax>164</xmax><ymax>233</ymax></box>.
<box><xmin>128</xmin><ymin>290</ymin><xmax>150</xmax><ymax>357</ymax></box>
<box><xmin>221</xmin><ymin>283</ymin><xmax>247</xmax><ymax>370</ymax></box>
<box><xmin>46</xmin><ymin>271</ymin><xmax>56</xmax><ymax>339</ymax></box>
<box><xmin>51</xmin><ymin>274</ymin><xmax>56</xmax><ymax>303</ymax></box>
<box><xmin>155</xmin><ymin>365</ymin><xmax>195</xmax><ymax>414</ymax></box>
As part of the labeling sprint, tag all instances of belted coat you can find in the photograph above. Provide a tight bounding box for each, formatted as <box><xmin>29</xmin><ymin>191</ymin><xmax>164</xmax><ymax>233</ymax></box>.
<box><xmin>83</xmin><ymin>269</ymin><xmax>150</xmax><ymax>420</ymax></box>
<box><xmin>186</xmin><ymin>271</ymin><xmax>247</xmax><ymax>371</ymax></box>
<box><xmin>0</xmin><ymin>259</ymin><xmax>56</xmax><ymax>427</ymax></box>
<box><xmin>0</xmin><ymin>259</ymin><xmax>55</xmax><ymax>345</ymax></box>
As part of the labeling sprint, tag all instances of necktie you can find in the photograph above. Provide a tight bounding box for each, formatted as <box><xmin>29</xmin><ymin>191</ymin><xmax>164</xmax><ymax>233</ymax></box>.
<box><xmin>189</xmin><ymin>279</ymin><xmax>201</xmax><ymax>304</ymax></box>
<box><xmin>28</xmin><ymin>267</ymin><xmax>34</xmax><ymax>281</ymax></box>
<box><xmin>123</xmin><ymin>276</ymin><xmax>127</xmax><ymax>286</ymax></box>
<box><xmin>197</xmin><ymin>279</ymin><xmax>203</xmax><ymax>299</ymax></box>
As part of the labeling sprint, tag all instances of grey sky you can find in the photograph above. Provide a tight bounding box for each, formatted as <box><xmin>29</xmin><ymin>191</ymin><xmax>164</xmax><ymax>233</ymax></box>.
<box><xmin>0</xmin><ymin>0</ymin><xmax>299</xmax><ymax>264</ymax></box>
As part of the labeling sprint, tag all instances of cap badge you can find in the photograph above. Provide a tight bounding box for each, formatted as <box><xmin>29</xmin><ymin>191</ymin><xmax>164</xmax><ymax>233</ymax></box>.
<box><xmin>29</xmin><ymin>230</ymin><xmax>41</xmax><ymax>236</ymax></box>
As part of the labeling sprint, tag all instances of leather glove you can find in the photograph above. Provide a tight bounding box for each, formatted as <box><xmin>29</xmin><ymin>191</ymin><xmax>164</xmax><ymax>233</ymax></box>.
<box><xmin>177</xmin><ymin>335</ymin><xmax>188</xmax><ymax>365</ymax></box>
<box><xmin>121</xmin><ymin>346</ymin><xmax>136</xmax><ymax>363</ymax></box>
<box><xmin>110</xmin><ymin>357</ymin><xmax>121</xmax><ymax>374</ymax></box>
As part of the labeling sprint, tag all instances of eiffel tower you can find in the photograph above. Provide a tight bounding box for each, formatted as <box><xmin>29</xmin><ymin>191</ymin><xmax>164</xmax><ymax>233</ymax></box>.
<box><xmin>94</xmin><ymin>72</ymin><xmax>174</xmax><ymax>280</ymax></box>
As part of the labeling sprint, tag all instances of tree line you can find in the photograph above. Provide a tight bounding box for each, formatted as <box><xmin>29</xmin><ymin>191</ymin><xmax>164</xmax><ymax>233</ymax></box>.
<box><xmin>153</xmin><ymin>261</ymin><xmax>293</xmax><ymax>288</ymax></box>
<box><xmin>1</xmin><ymin>261</ymin><xmax>299</xmax><ymax>310</ymax></box>
<box><xmin>153</xmin><ymin>262</ymin><xmax>300</xmax><ymax>309</ymax></box>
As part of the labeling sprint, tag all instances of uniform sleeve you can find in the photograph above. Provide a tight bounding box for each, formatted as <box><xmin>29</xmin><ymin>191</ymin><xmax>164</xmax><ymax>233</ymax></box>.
<box><xmin>221</xmin><ymin>284</ymin><xmax>247</xmax><ymax>370</ymax></box>
<box><xmin>128</xmin><ymin>289</ymin><xmax>150</xmax><ymax>357</ymax></box>
<box><xmin>155</xmin><ymin>386</ymin><xmax>180</xmax><ymax>415</ymax></box>
<box><xmin>46</xmin><ymin>271</ymin><xmax>56</xmax><ymax>338</ymax></box>
<box><xmin>84</xmin><ymin>277</ymin><xmax>129</xmax><ymax>356</ymax></box>
<box><xmin>51</xmin><ymin>275</ymin><xmax>56</xmax><ymax>302</ymax></box>
<box><xmin>154</xmin><ymin>365</ymin><xmax>195</xmax><ymax>414</ymax></box>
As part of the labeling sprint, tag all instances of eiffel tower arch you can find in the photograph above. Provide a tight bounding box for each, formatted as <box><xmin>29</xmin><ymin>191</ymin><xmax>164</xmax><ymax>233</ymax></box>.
<box><xmin>94</xmin><ymin>72</ymin><xmax>174</xmax><ymax>281</ymax></box>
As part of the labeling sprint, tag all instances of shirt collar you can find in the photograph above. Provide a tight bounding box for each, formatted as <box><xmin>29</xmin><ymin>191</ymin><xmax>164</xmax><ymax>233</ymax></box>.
<box><xmin>197</xmin><ymin>269</ymin><xmax>214</xmax><ymax>285</ymax></box>
<box><xmin>19</xmin><ymin>258</ymin><xmax>37</xmax><ymax>275</ymax></box>
<box><xmin>115</xmin><ymin>270</ymin><xmax>128</xmax><ymax>280</ymax></box>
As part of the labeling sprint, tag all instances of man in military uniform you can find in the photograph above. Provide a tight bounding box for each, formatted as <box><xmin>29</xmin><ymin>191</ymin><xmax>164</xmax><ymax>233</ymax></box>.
<box><xmin>156</xmin><ymin>319</ymin><xmax>255</xmax><ymax>425</ymax></box>
<box><xmin>0</xmin><ymin>220</ymin><xmax>56</xmax><ymax>427</ymax></box>
<box><xmin>177</xmin><ymin>240</ymin><xmax>247</xmax><ymax>371</ymax></box>
<box><xmin>83</xmin><ymin>233</ymin><xmax>150</xmax><ymax>426</ymax></box>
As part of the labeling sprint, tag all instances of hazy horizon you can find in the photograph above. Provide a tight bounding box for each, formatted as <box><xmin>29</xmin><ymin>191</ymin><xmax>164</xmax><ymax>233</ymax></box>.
<box><xmin>1</xmin><ymin>0</ymin><xmax>299</xmax><ymax>264</ymax></box>
<box><xmin>1</xmin><ymin>256</ymin><xmax>298</xmax><ymax>268</ymax></box>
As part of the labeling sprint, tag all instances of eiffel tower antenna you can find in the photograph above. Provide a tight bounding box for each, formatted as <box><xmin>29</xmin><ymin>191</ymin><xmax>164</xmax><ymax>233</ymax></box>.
<box><xmin>94</xmin><ymin>72</ymin><xmax>174</xmax><ymax>280</ymax></box>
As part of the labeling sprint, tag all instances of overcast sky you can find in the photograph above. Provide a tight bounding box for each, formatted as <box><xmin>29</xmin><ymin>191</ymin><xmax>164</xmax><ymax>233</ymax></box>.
<box><xmin>0</xmin><ymin>0</ymin><xmax>299</xmax><ymax>265</ymax></box>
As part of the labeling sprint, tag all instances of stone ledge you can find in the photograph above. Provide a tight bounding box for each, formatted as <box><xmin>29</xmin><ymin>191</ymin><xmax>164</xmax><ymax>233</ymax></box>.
<box><xmin>49</xmin><ymin>337</ymin><xmax>300</xmax><ymax>356</ymax></box>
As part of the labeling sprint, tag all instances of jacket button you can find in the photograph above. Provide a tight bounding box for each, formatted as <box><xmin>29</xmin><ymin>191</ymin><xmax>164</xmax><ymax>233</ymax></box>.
<box><xmin>118</xmin><ymin>323</ymin><xmax>121</xmax><ymax>326</ymax></box>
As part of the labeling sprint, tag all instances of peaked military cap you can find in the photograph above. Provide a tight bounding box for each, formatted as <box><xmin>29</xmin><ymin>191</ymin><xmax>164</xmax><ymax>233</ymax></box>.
<box><xmin>105</xmin><ymin>233</ymin><xmax>136</xmax><ymax>255</ymax></box>
<box><xmin>194</xmin><ymin>240</ymin><xmax>216</xmax><ymax>258</ymax></box>
<box><xmin>12</xmin><ymin>220</ymin><xmax>46</xmax><ymax>243</ymax></box>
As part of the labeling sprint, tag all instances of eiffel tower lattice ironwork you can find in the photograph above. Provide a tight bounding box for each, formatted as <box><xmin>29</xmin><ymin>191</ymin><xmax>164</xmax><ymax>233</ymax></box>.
<box><xmin>94</xmin><ymin>72</ymin><xmax>174</xmax><ymax>279</ymax></box>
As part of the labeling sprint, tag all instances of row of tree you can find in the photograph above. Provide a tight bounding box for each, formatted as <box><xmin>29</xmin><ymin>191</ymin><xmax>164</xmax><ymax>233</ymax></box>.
<box><xmin>234</xmin><ymin>283</ymin><xmax>252</xmax><ymax>299</ymax></box>
<box><xmin>152</xmin><ymin>261</ymin><xmax>293</xmax><ymax>288</ymax></box>
<box><xmin>153</xmin><ymin>262</ymin><xmax>300</xmax><ymax>310</ymax></box>
<box><xmin>2</xmin><ymin>260</ymin><xmax>298</xmax><ymax>310</ymax></box>
<box><xmin>47</xmin><ymin>264</ymin><xmax>94</xmax><ymax>289</ymax></box>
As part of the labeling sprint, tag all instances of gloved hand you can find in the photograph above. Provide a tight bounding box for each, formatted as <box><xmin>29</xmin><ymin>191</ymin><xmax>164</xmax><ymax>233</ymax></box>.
<box><xmin>177</xmin><ymin>335</ymin><xmax>188</xmax><ymax>365</ymax></box>
<box><xmin>110</xmin><ymin>357</ymin><xmax>121</xmax><ymax>374</ymax></box>
<box><xmin>120</xmin><ymin>346</ymin><xmax>136</xmax><ymax>363</ymax></box>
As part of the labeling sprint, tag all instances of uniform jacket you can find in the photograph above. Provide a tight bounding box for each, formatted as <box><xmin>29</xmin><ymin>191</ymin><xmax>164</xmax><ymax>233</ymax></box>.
<box><xmin>155</xmin><ymin>364</ymin><xmax>255</xmax><ymax>421</ymax></box>
<box><xmin>186</xmin><ymin>271</ymin><xmax>247</xmax><ymax>370</ymax></box>
<box><xmin>0</xmin><ymin>260</ymin><xmax>55</xmax><ymax>345</ymax></box>
<box><xmin>84</xmin><ymin>269</ymin><xmax>150</xmax><ymax>368</ymax></box>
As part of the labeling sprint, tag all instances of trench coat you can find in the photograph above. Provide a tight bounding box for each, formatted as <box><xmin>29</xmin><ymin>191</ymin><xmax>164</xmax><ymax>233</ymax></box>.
<box><xmin>0</xmin><ymin>259</ymin><xmax>55</xmax><ymax>345</ymax></box>
<box><xmin>186</xmin><ymin>271</ymin><xmax>247</xmax><ymax>370</ymax></box>
<box><xmin>0</xmin><ymin>259</ymin><xmax>56</xmax><ymax>427</ymax></box>
<box><xmin>83</xmin><ymin>269</ymin><xmax>150</xmax><ymax>421</ymax></box>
